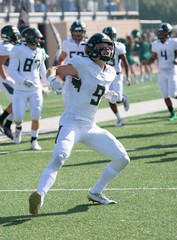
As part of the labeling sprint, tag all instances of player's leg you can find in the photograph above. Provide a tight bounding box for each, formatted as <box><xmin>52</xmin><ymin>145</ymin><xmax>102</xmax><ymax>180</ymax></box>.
<box><xmin>158</xmin><ymin>70</ymin><xmax>176</xmax><ymax>120</ymax></box>
<box><xmin>0</xmin><ymin>80</ymin><xmax>14</xmax><ymax>138</ymax></box>
<box><xmin>82</xmin><ymin>124</ymin><xmax>130</xmax><ymax>204</ymax></box>
<box><xmin>109</xmin><ymin>75</ymin><xmax>124</xmax><ymax>127</ymax></box>
<box><xmin>0</xmin><ymin>103</ymin><xmax>12</xmax><ymax>130</ymax></box>
<box><xmin>3</xmin><ymin>112</ymin><xmax>13</xmax><ymax>139</ymax></box>
<box><xmin>109</xmin><ymin>102</ymin><xmax>123</xmax><ymax>127</ymax></box>
<box><xmin>29</xmin><ymin>114</ymin><xmax>80</xmax><ymax>214</ymax></box>
<box><xmin>13</xmin><ymin>90</ymin><xmax>27</xmax><ymax>143</ymax></box>
<box><xmin>29</xmin><ymin>89</ymin><xmax>43</xmax><ymax>150</ymax></box>
<box><xmin>169</xmin><ymin>66</ymin><xmax>177</xmax><ymax>99</ymax></box>
<box><xmin>139</xmin><ymin>62</ymin><xmax>144</xmax><ymax>82</ymax></box>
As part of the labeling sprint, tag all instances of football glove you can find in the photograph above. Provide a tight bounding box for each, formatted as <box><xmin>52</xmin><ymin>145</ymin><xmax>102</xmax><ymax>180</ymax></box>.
<box><xmin>24</xmin><ymin>79</ymin><xmax>34</xmax><ymax>87</ymax></box>
<box><xmin>104</xmin><ymin>90</ymin><xmax>121</xmax><ymax>104</ymax></box>
<box><xmin>47</xmin><ymin>75</ymin><xmax>62</xmax><ymax>91</ymax></box>
<box><xmin>4</xmin><ymin>77</ymin><xmax>15</xmax><ymax>87</ymax></box>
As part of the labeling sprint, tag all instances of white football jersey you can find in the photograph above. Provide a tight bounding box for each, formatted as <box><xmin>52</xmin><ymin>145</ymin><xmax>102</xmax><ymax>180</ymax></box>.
<box><xmin>0</xmin><ymin>41</ymin><xmax>14</xmax><ymax>74</ymax></box>
<box><xmin>0</xmin><ymin>41</ymin><xmax>14</xmax><ymax>56</ymax></box>
<box><xmin>62</xmin><ymin>38</ymin><xmax>86</xmax><ymax>64</ymax></box>
<box><xmin>9</xmin><ymin>44</ymin><xmax>47</xmax><ymax>90</ymax></box>
<box><xmin>65</xmin><ymin>55</ymin><xmax>116</xmax><ymax>121</ymax></box>
<box><xmin>107</xmin><ymin>41</ymin><xmax>126</xmax><ymax>73</ymax></box>
<box><xmin>62</xmin><ymin>37</ymin><xmax>86</xmax><ymax>106</ymax></box>
<box><xmin>152</xmin><ymin>38</ymin><xmax>177</xmax><ymax>69</ymax></box>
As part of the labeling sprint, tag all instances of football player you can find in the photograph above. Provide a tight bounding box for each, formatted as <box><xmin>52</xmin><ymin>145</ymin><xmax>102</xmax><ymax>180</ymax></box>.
<box><xmin>143</xmin><ymin>23</ymin><xmax>177</xmax><ymax>120</ymax></box>
<box><xmin>0</xmin><ymin>25</ymin><xmax>21</xmax><ymax>139</ymax></box>
<box><xmin>57</xmin><ymin>20</ymin><xmax>87</xmax><ymax>106</ymax></box>
<box><xmin>102</xmin><ymin>26</ymin><xmax>131</xmax><ymax>127</ymax></box>
<box><xmin>29</xmin><ymin>33</ymin><xmax>130</xmax><ymax>214</ymax></box>
<box><xmin>8</xmin><ymin>27</ymin><xmax>62</xmax><ymax>150</ymax></box>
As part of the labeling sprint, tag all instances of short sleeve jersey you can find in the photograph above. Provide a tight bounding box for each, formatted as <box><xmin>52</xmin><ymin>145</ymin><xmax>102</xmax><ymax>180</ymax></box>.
<box><xmin>10</xmin><ymin>44</ymin><xmax>46</xmax><ymax>90</ymax></box>
<box><xmin>0</xmin><ymin>41</ymin><xmax>14</xmax><ymax>56</ymax></box>
<box><xmin>152</xmin><ymin>38</ymin><xmax>177</xmax><ymax>69</ymax></box>
<box><xmin>65</xmin><ymin>55</ymin><xmax>116</xmax><ymax>121</ymax></box>
<box><xmin>0</xmin><ymin>41</ymin><xmax>14</xmax><ymax>74</ymax></box>
<box><xmin>62</xmin><ymin>37</ymin><xmax>86</xmax><ymax>64</ymax></box>
<box><xmin>107</xmin><ymin>41</ymin><xmax>126</xmax><ymax>73</ymax></box>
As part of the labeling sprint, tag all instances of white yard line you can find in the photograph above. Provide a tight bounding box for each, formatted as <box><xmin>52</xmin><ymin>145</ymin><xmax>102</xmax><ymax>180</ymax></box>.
<box><xmin>0</xmin><ymin>187</ymin><xmax>177</xmax><ymax>192</ymax></box>
<box><xmin>1</xmin><ymin>147</ymin><xmax>177</xmax><ymax>155</ymax></box>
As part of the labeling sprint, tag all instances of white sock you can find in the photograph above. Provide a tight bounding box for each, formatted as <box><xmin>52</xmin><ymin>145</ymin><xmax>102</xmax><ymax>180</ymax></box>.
<box><xmin>90</xmin><ymin>163</ymin><xmax>119</xmax><ymax>194</ymax></box>
<box><xmin>37</xmin><ymin>168</ymin><xmax>58</xmax><ymax>197</ymax></box>
<box><xmin>31</xmin><ymin>129</ymin><xmax>39</xmax><ymax>138</ymax></box>
<box><xmin>7</xmin><ymin>113</ymin><xmax>13</xmax><ymax>121</ymax></box>
<box><xmin>115</xmin><ymin>112</ymin><xmax>121</xmax><ymax>121</ymax></box>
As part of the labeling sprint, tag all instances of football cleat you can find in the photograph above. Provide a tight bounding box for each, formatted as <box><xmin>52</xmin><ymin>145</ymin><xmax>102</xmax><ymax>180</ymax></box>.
<box><xmin>31</xmin><ymin>140</ymin><xmax>41</xmax><ymax>151</ymax></box>
<box><xmin>88</xmin><ymin>191</ymin><xmax>117</xmax><ymax>204</ymax></box>
<box><xmin>169</xmin><ymin>113</ymin><xmax>177</xmax><ymax>121</ymax></box>
<box><xmin>115</xmin><ymin>118</ymin><xmax>124</xmax><ymax>127</ymax></box>
<box><xmin>29</xmin><ymin>191</ymin><xmax>41</xmax><ymax>215</ymax></box>
<box><xmin>123</xmin><ymin>94</ymin><xmax>129</xmax><ymax>111</ymax></box>
<box><xmin>3</xmin><ymin>126</ymin><xmax>13</xmax><ymax>139</ymax></box>
<box><xmin>13</xmin><ymin>128</ymin><xmax>22</xmax><ymax>144</ymax></box>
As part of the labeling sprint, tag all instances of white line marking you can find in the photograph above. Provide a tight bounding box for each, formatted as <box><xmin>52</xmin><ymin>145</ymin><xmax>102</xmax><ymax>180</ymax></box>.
<box><xmin>0</xmin><ymin>187</ymin><xmax>176</xmax><ymax>192</ymax></box>
<box><xmin>1</xmin><ymin>147</ymin><xmax>177</xmax><ymax>155</ymax></box>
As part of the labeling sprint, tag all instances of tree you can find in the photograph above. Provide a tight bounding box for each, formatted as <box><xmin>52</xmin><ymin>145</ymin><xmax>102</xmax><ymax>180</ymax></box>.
<box><xmin>139</xmin><ymin>0</ymin><xmax>177</xmax><ymax>25</ymax></box>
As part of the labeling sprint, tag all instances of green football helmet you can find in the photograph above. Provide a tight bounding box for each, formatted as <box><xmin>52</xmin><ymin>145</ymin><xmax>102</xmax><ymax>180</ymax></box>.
<box><xmin>102</xmin><ymin>26</ymin><xmax>117</xmax><ymax>41</ymax></box>
<box><xmin>70</xmin><ymin>20</ymin><xmax>86</xmax><ymax>41</ymax></box>
<box><xmin>131</xmin><ymin>29</ymin><xmax>141</xmax><ymax>39</ymax></box>
<box><xmin>1</xmin><ymin>25</ymin><xmax>21</xmax><ymax>44</ymax></box>
<box><xmin>157</xmin><ymin>23</ymin><xmax>173</xmax><ymax>40</ymax></box>
<box><xmin>21</xmin><ymin>27</ymin><xmax>43</xmax><ymax>46</ymax></box>
<box><xmin>85</xmin><ymin>33</ymin><xmax>115</xmax><ymax>62</ymax></box>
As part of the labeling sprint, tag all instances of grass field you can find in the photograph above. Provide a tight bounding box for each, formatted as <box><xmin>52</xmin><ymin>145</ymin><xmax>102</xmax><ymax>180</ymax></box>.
<box><xmin>0</xmin><ymin>75</ymin><xmax>177</xmax><ymax>240</ymax></box>
<box><xmin>0</xmin><ymin>73</ymin><xmax>161</xmax><ymax>120</ymax></box>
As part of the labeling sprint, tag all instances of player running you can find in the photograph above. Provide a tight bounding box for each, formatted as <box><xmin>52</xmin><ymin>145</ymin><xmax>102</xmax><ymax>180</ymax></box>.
<box><xmin>102</xmin><ymin>26</ymin><xmax>130</xmax><ymax>126</ymax></box>
<box><xmin>8</xmin><ymin>27</ymin><xmax>61</xmax><ymax>150</ymax></box>
<box><xmin>0</xmin><ymin>25</ymin><xmax>21</xmax><ymax>139</ymax></box>
<box><xmin>29</xmin><ymin>33</ymin><xmax>130</xmax><ymax>214</ymax></box>
<box><xmin>143</xmin><ymin>23</ymin><xmax>177</xmax><ymax>120</ymax></box>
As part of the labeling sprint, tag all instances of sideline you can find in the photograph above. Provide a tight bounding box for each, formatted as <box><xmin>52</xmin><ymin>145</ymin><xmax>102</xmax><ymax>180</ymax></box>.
<box><xmin>0</xmin><ymin>98</ymin><xmax>177</xmax><ymax>141</ymax></box>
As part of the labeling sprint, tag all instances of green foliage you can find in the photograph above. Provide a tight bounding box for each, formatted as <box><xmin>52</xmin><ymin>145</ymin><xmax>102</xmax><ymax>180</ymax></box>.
<box><xmin>139</xmin><ymin>0</ymin><xmax>177</xmax><ymax>24</ymax></box>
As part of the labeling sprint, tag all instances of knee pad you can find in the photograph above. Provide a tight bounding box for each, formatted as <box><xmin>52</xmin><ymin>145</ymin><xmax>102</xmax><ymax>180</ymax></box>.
<box><xmin>111</xmin><ymin>154</ymin><xmax>130</xmax><ymax>172</ymax></box>
<box><xmin>48</xmin><ymin>153</ymin><xmax>67</xmax><ymax>172</ymax></box>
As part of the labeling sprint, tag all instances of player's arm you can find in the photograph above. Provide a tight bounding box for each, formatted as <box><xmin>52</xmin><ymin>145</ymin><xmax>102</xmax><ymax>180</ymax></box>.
<box><xmin>173</xmin><ymin>50</ymin><xmax>177</xmax><ymax>65</ymax></box>
<box><xmin>39</xmin><ymin>61</ymin><xmax>50</xmax><ymax>87</ymax></box>
<box><xmin>47</xmin><ymin>64</ymin><xmax>79</xmax><ymax>91</ymax></box>
<box><xmin>142</xmin><ymin>52</ymin><xmax>157</xmax><ymax>65</ymax></box>
<box><xmin>8</xmin><ymin>55</ymin><xmax>25</xmax><ymax>84</ymax></box>
<box><xmin>0</xmin><ymin>55</ymin><xmax>8</xmax><ymax>79</ymax></box>
<box><xmin>119</xmin><ymin>54</ymin><xmax>131</xmax><ymax>86</ymax></box>
<box><xmin>57</xmin><ymin>51</ymin><xmax>67</xmax><ymax>65</ymax></box>
<box><xmin>47</xmin><ymin>64</ymin><xmax>79</xmax><ymax>79</ymax></box>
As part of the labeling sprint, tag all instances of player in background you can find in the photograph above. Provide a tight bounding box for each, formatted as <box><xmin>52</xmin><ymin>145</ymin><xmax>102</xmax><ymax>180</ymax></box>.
<box><xmin>57</xmin><ymin>20</ymin><xmax>87</xmax><ymax>106</ymax></box>
<box><xmin>143</xmin><ymin>23</ymin><xmax>177</xmax><ymax>121</ymax></box>
<box><xmin>102</xmin><ymin>26</ymin><xmax>130</xmax><ymax>127</ymax></box>
<box><xmin>138</xmin><ymin>32</ymin><xmax>152</xmax><ymax>82</ymax></box>
<box><xmin>125</xmin><ymin>35</ymin><xmax>138</xmax><ymax>84</ymax></box>
<box><xmin>0</xmin><ymin>25</ymin><xmax>21</xmax><ymax>139</ymax></box>
<box><xmin>28</xmin><ymin>33</ymin><xmax>130</xmax><ymax>215</ymax></box>
<box><xmin>8</xmin><ymin>27</ymin><xmax>62</xmax><ymax>150</ymax></box>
